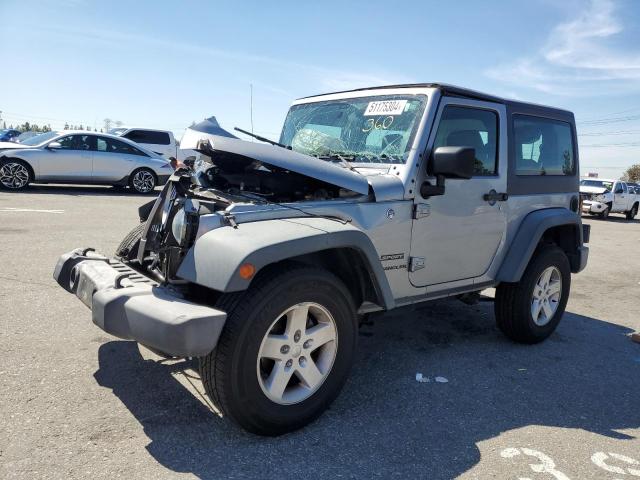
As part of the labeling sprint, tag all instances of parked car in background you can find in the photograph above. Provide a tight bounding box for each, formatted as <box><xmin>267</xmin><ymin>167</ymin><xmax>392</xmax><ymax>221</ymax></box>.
<box><xmin>0</xmin><ymin>129</ymin><xmax>21</xmax><ymax>142</ymax></box>
<box><xmin>16</xmin><ymin>131</ymin><xmax>41</xmax><ymax>143</ymax></box>
<box><xmin>109</xmin><ymin>126</ymin><xmax>200</xmax><ymax>162</ymax></box>
<box><xmin>580</xmin><ymin>178</ymin><xmax>639</xmax><ymax>219</ymax></box>
<box><xmin>0</xmin><ymin>131</ymin><xmax>173</xmax><ymax>193</ymax></box>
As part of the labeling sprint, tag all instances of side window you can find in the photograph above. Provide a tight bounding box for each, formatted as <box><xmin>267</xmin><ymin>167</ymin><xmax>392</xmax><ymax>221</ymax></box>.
<box><xmin>56</xmin><ymin>135</ymin><xmax>94</xmax><ymax>150</ymax></box>
<box><xmin>514</xmin><ymin>115</ymin><xmax>574</xmax><ymax>176</ymax></box>
<box><xmin>614</xmin><ymin>182</ymin><xmax>625</xmax><ymax>194</ymax></box>
<box><xmin>102</xmin><ymin>137</ymin><xmax>147</xmax><ymax>156</ymax></box>
<box><xmin>432</xmin><ymin>105</ymin><xmax>498</xmax><ymax>176</ymax></box>
<box><xmin>123</xmin><ymin>130</ymin><xmax>170</xmax><ymax>145</ymax></box>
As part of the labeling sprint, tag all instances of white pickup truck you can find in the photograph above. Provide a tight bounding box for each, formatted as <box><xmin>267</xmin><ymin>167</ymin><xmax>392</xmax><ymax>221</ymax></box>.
<box><xmin>580</xmin><ymin>178</ymin><xmax>639</xmax><ymax>220</ymax></box>
<box><xmin>108</xmin><ymin>127</ymin><xmax>196</xmax><ymax>162</ymax></box>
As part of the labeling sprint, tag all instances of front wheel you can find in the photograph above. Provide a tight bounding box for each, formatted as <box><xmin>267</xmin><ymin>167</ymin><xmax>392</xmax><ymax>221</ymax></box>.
<box><xmin>495</xmin><ymin>246</ymin><xmax>571</xmax><ymax>344</ymax></box>
<box><xmin>0</xmin><ymin>159</ymin><xmax>32</xmax><ymax>190</ymax></box>
<box><xmin>129</xmin><ymin>168</ymin><xmax>156</xmax><ymax>194</ymax></box>
<box><xmin>600</xmin><ymin>205</ymin><xmax>610</xmax><ymax>219</ymax></box>
<box><xmin>199</xmin><ymin>265</ymin><xmax>357</xmax><ymax>436</ymax></box>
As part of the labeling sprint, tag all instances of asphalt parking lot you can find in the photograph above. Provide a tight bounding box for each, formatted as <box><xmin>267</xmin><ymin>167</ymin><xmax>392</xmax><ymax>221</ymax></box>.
<box><xmin>1</xmin><ymin>185</ymin><xmax>639</xmax><ymax>479</ymax></box>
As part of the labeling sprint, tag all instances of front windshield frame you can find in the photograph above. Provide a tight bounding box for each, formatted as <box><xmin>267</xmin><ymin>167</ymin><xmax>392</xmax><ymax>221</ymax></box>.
<box><xmin>19</xmin><ymin>131</ymin><xmax>60</xmax><ymax>146</ymax></box>
<box><xmin>280</xmin><ymin>94</ymin><xmax>428</xmax><ymax>165</ymax></box>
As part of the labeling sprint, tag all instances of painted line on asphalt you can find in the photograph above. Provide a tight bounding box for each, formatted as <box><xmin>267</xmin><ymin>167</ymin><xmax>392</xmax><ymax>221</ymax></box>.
<box><xmin>0</xmin><ymin>207</ymin><xmax>65</xmax><ymax>214</ymax></box>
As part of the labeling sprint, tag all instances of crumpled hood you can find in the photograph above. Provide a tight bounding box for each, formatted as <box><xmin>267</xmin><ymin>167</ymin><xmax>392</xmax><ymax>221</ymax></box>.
<box><xmin>580</xmin><ymin>186</ymin><xmax>608</xmax><ymax>194</ymax></box>
<box><xmin>180</xmin><ymin>120</ymin><xmax>370</xmax><ymax>195</ymax></box>
<box><xmin>0</xmin><ymin>141</ymin><xmax>31</xmax><ymax>151</ymax></box>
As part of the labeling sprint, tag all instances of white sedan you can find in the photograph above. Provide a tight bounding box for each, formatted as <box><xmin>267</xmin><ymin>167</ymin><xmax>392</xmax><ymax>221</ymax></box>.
<box><xmin>0</xmin><ymin>131</ymin><xmax>173</xmax><ymax>193</ymax></box>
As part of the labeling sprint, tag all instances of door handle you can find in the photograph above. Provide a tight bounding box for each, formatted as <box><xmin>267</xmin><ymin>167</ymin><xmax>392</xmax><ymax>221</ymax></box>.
<box><xmin>483</xmin><ymin>190</ymin><xmax>508</xmax><ymax>205</ymax></box>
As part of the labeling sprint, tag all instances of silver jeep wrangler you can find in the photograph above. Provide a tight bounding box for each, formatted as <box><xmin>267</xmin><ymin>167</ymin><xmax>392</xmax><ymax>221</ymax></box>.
<box><xmin>54</xmin><ymin>84</ymin><xmax>590</xmax><ymax>435</ymax></box>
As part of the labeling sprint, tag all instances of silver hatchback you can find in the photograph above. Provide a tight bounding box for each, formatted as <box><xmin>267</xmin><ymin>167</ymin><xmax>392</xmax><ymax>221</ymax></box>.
<box><xmin>0</xmin><ymin>131</ymin><xmax>173</xmax><ymax>193</ymax></box>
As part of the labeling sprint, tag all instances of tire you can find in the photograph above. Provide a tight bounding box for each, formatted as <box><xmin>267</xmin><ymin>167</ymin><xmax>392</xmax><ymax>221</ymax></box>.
<box><xmin>599</xmin><ymin>206</ymin><xmax>610</xmax><ymax>219</ymax></box>
<box><xmin>625</xmin><ymin>204</ymin><xmax>638</xmax><ymax>220</ymax></box>
<box><xmin>115</xmin><ymin>223</ymin><xmax>145</xmax><ymax>260</ymax></box>
<box><xmin>0</xmin><ymin>158</ymin><xmax>32</xmax><ymax>190</ymax></box>
<box><xmin>199</xmin><ymin>264</ymin><xmax>357</xmax><ymax>436</ymax></box>
<box><xmin>495</xmin><ymin>245</ymin><xmax>571</xmax><ymax>344</ymax></box>
<box><xmin>129</xmin><ymin>168</ymin><xmax>156</xmax><ymax>194</ymax></box>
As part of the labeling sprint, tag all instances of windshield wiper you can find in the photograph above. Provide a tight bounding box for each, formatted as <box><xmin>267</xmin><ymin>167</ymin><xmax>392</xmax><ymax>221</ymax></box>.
<box><xmin>316</xmin><ymin>153</ymin><xmax>359</xmax><ymax>172</ymax></box>
<box><xmin>234</xmin><ymin>127</ymin><xmax>291</xmax><ymax>149</ymax></box>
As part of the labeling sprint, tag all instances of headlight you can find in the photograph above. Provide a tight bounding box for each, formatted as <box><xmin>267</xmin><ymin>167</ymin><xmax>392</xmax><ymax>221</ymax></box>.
<box><xmin>171</xmin><ymin>198</ymin><xmax>199</xmax><ymax>246</ymax></box>
<box><xmin>172</xmin><ymin>209</ymin><xmax>187</xmax><ymax>244</ymax></box>
<box><xmin>595</xmin><ymin>194</ymin><xmax>607</xmax><ymax>202</ymax></box>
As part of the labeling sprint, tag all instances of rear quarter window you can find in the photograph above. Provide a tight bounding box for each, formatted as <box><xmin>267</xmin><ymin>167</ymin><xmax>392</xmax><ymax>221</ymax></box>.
<box><xmin>514</xmin><ymin>115</ymin><xmax>575</xmax><ymax>176</ymax></box>
<box><xmin>124</xmin><ymin>130</ymin><xmax>171</xmax><ymax>145</ymax></box>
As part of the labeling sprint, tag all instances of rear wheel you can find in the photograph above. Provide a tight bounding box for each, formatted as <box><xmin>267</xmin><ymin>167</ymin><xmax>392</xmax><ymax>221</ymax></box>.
<box><xmin>626</xmin><ymin>204</ymin><xmax>638</xmax><ymax>220</ymax></box>
<box><xmin>0</xmin><ymin>159</ymin><xmax>32</xmax><ymax>190</ymax></box>
<box><xmin>129</xmin><ymin>168</ymin><xmax>156</xmax><ymax>194</ymax></box>
<box><xmin>495</xmin><ymin>246</ymin><xmax>570</xmax><ymax>344</ymax></box>
<box><xmin>199</xmin><ymin>265</ymin><xmax>357</xmax><ymax>436</ymax></box>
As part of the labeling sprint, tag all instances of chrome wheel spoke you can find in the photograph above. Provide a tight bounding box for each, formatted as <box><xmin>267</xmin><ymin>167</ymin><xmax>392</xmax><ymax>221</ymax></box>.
<box><xmin>264</xmin><ymin>361</ymin><xmax>294</xmax><ymax>400</ymax></box>
<box><xmin>296</xmin><ymin>358</ymin><xmax>323</xmax><ymax>390</ymax></box>
<box><xmin>547</xmin><ymin>281</ymin><xmax>561</xmax><ymax>297</ymax></box>
<box><xmin>305</xmin><ymin>323</ymin><xmax>336</xmax><ymax>351</ymax></box>
<box><xmin>286</xmin><ymin>303</ymin><xmax>309</xmax><ymax>336</ymax></box>
<box><xmin>260</xmin><ymin>334</ymin><xmax>288</xmax><ymax>360</ymax></box>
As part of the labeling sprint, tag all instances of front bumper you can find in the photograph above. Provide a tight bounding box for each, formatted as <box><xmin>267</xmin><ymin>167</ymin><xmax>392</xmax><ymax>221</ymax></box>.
<box><xmin>53</xmin><ymin>248</ymin><xmax>226</xmax><ymax>357</ymax></box>
<box><xmin>582</xmin><ymin>200</ymin><xmax>606</xmax><ymax>214</ymax></box>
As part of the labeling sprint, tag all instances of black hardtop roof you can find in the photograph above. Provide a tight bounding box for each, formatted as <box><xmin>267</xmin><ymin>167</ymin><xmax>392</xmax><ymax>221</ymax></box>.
<box><xmin>298</xmin><ymin>83</ymin><xmax>573</xmax><ymax>117</ymax></box>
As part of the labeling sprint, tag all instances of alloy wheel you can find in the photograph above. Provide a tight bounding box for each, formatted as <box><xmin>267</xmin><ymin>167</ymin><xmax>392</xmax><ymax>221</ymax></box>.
<box><xmin>531</xmin><ymin>266</ymin><xmax>562</xmax><ymax>326</ymax></box>
<box><xmin>0</xmin><ymin>162</ymin><xmax>30</xmax><ymax>189</ymax></box>
<box><xmin>132</xmin><ymin>170</ymin><xmax>155</xmax><ymax>193</ymax></box>
<box><xmin>257</xmin><ymin>302</ymin><xmax>338</xmax><ymax>405</ymax></box>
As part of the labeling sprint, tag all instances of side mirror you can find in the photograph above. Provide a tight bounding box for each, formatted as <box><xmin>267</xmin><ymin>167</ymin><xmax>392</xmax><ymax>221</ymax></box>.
<box><xmin>429</xmin><ymin>146</ymin><xmax>476</xmax><ymax>179</ymax></box>
<box><xmin>47</xmin><ymin>141</ymin><xmax>62</xmax><ymax>149</ymax></box>
<box><xmin>421</xmin><ymin>146</ymin><xmax>476</xmax><ymax>198</ymax></box>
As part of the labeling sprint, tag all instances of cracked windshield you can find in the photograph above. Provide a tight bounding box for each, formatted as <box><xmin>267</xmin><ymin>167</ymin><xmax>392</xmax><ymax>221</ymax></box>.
<box><xmin>280</xmin><ymin>95</ymin><xmax>427</xmax><ymax>164</ymax></box>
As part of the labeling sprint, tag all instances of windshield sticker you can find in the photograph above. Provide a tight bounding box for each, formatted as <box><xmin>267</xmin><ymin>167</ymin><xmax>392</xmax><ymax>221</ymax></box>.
<box><xmin>364</xmin><ymin>100</ymin><xmax>408</xmax><ymax>116</ymax></box>
<box><xmin>362</xmin><ymin>116</ymin><xmax>394</xmax><ymax>132</ymax></box>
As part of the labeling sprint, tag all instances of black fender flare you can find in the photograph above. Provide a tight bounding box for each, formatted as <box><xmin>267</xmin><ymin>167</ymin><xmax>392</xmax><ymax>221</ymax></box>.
<box><xmin>496</xmin><ymin>208</ymin><xmax>585</xmax><ymax>282</ymax></box>
<box><xmin>176</xmin><ymin>217</ymin><xmax>395</xmax><ymax>309</ymax></box>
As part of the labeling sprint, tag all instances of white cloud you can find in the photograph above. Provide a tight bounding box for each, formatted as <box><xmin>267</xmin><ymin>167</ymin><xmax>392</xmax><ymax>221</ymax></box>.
<box><xmin>486</xmin><ymin>0</ymin><xmax>640</xmax><ymax>95</ymax></box>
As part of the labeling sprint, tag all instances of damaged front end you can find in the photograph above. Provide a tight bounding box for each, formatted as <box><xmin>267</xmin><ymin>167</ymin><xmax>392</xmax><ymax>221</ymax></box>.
<box><xmin>132</xmin><ymin>129</ymin><xmax>372</xmax><ymax>285</ymax></box>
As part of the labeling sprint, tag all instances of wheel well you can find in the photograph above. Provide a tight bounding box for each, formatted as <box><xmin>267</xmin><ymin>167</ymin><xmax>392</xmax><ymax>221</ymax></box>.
<box><xmin>539</xmin><ymin>224</ymin><xmax>581</xmax><ymax>269</ymax></box>
<box><xmin>1</xmin><ymin>157</ymin><xmax>35</xmax><ymax>180</ymax></box>
<box><xmin>263</xmin><ymin>248</ymin><xmax>383</xmax><ymax>311</ymax></box>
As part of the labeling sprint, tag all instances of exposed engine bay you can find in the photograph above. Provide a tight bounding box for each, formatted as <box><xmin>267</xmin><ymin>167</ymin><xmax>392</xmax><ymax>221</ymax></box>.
<box><xmin>194</xmin><ymin>145</ymin><xmax>349</xmax><ymax>203</ymax></box>
<box><xmin>131</xmin><ymin>135</ymin><xmax>368</xmax><ymax>286</ymax></box>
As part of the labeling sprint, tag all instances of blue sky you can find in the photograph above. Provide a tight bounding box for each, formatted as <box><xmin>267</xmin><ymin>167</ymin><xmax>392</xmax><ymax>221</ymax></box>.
<box><xmin>1</xmin><ymin>0</ymin><xmax>639</xmax><ymax>178</ymax></box>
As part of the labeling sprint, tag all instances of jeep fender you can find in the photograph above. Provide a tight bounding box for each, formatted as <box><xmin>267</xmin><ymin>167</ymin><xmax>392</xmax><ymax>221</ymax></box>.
<box><xmin>497</xmin><ymin>208</ymin><xmax>587</xmax><ymax>283</ymax></box>
<box><xmin>176</xmin><ymin>217</ymin><xmax>395</xmax><ymax>309</ymax></box>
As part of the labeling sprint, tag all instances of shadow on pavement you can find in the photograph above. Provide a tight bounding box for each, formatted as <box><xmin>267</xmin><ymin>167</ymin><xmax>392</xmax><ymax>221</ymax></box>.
<box><xmin>94</xmin><ymin>298</ymin><xmax>640</xmax><ymax>479</ymax></box>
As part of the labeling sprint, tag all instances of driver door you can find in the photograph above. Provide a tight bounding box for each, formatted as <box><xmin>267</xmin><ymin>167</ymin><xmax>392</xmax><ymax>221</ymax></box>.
<box><xmin>612</xmin><ymin>182</ymin><xmax>627</xmax><ymax>211</ymax></box>
<box><xmin>408</xmin><ymin>98</ymin><xmax>507</xmax><ymax>287</ymax></box>
<box><xmin>38</xmin><ymin>134</ymin><xmax>94</xmax><ymax>181</ymax></box>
